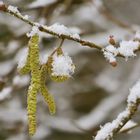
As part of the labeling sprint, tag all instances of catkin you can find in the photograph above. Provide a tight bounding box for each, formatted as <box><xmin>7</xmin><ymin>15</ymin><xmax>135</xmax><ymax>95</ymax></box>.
<box><xmin>18</xmin><ymin>33</ymin><xmax>57</xmax><ymax>136</ymax></box>
<box><xmin>29</xmin><ymin>34</ymin><xmax>40</xmax><ymax>86</ymax></box>
<box><xmin>40</xmin><ymin>86</ymin><xmax>56</xmax><ymax>115</ymax></box>
<box><xmin>27</xmin><ymin>34</ymin><xmax>40</xmax><ymax>136</ymax></box>
<box><xmin>40</xmin><ymin>65</ymin><xmax>56</xmax><ymax>115</ymax></box>
<box><xmin>27</xmin><ymin>84</ymin><xmax>37</xmax><ymax>136</ymax></box>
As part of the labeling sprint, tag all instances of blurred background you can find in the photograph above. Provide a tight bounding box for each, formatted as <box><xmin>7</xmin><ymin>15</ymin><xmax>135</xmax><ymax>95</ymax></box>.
<box><xmin>0</xmin><ymin>0</ymin><xmax>140</xmax><ymax>140</ymax></box>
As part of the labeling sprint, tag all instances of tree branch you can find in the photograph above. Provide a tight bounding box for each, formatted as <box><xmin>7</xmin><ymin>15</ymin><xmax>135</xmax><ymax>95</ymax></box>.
<box><xmin>94</xmin><ymin>80</ymin><xmax>140</xmax><ymax>140</ymax></box>
<box><xmin>1</xmin><ymin>2</ymin><xmax>140</xmax><ymax>67</ymax></box>
<box><xmin>0</xmin><ymin>2</ymin><xmax>102</xmax><ymax>50</ymax></box>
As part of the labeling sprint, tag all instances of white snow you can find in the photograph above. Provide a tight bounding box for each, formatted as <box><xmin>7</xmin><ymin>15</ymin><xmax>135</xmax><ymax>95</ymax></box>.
<box><xmin>94</xmin><ymin>122</ymin><xmax>115</xmax><ymax>140</ymax></box>
<box><xmin>8</xmin><ymin>5</ymin><xmax>29</xmax><ymax>21</ymax></box>
<box><xmin>52</xmin><ymin>54</ymin><xmax>75</xmax><ymax>77</ymax></box>
<box><xmin>94</xmin><ymin>109</ymin><xmax>129</xmax><ymax>140</ymax></box>
<box><xmin>118</xmin><ymin>40</ymin><xmax>139</xmax><ymax>58</ymax></box>
<box><xmin>103</xmin><ymin>45</ymin><xmax>118</xmax><ymax>63</ymax></box>
<box><xmin>47</xmin><ymin>23</ymin><xmax>80</xmax><ymax>39</ymax></box>
<box><xmin>103</xmin><ymin>51</ymin><xmax>116</xmax><ymax>63</ymax></box>
<box><xmin>106</xmin><ymin>45</ymin><xmax>118</xmax><ymax>56</ymax></box>
<box><xmin>127</xmin><ymin>80</ymin><xmax>140</xmax><ymax>104</ymax></box>
<box><xmin>26</xmin><ymin>26</ymin><xmax>39</xmax><ymax>37</ymax></box>
<box><xmin>8</xmin><ymin>5</ymin><xmax>19</xmax><ymax>13</ymax></box>
<box><xmin>17</xmin><ymin>47</ymin><xmax>29</xmax><ymax>69</ymax></box>
<box><xmin>95</xmin><ymin>79</ymin><xmax>140</xmax><ymax>140</ymax></box>
<box><xmin>23</xmin><ymin>15</ymin><xmax>29</xmax><ymax>20</ymax></box>
<box><xmin>0</xmin><ymin>87</ymin><xmax>12</xmax><ymax>101</ymax></box>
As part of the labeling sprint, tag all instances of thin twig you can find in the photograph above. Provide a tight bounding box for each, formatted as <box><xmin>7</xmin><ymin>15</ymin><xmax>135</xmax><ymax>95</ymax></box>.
<box><xmin>0</xmin><ymin>3</ymin><xmax>102</xmax><ymax>50</ymax></box>
<box><xmin>120</xmin><ymin>121</ymin><xmax>140</xmax><ymax>133</ymax></box>
<box><xmin>1</xmin><ymin>2</ymin><xmax>140</xmax><ymax>65</ymax></box>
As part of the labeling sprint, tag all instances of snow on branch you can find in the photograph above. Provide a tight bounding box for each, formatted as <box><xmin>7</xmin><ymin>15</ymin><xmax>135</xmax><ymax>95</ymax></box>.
<box><xmin>0</xmin><ymin>3</ymin><xmax>140</xmax><ymax>67</ymax></box>
<box><xmin>1</xmin><ymin>3</ymin><xmax>140</xmax><ymax>67</ymax></box>
<box><xmin>0</xmin><ymin>3</ymin><xmax>101</xmax><ymax>50</ymax></box>
<box><xmin>103</xmin><ymin>35</ymin><xmax>140</xmax><ymax>66</ymax></box>
<box><xmin>94</xmin><ymin>79</ymin><xmax>140</xmax><ymax>140</ymax></box>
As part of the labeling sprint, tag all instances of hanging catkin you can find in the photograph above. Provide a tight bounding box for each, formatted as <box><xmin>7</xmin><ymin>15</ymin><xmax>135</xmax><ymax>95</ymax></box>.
<box><xmin>27</xmin><ymin>34</ymin><xmax>40</xmax><ymax>136</ymax></box>
<box><xmin>40</xmin><ymin>64</ymin><xmax>56</xmax><ymax>115</ymax></box>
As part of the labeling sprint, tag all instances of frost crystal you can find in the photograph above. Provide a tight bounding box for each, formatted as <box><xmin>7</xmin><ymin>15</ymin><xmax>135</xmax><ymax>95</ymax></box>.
<box><xmin>27</xmin><ymin>26</ymin><xmax>39</xmax><ymax>37</ymax></box>
<box><xmin>52</xmin><ymin>54</ymin><xmax>75</xmax><ymax>77</ymax></box>
<box><xmin>118</xmin><ymin>40</ymin><xmax>139</xmax><ymax>58</ymax></box>
<box><xmin>47</xmin><ymin>23</ymin><xmax>80</xmax><ymax>39</ymax></box>
<box><xmin>17</xmin><ymin>47</ymin><xmax>29</xmax><ymax>69</ymax></box>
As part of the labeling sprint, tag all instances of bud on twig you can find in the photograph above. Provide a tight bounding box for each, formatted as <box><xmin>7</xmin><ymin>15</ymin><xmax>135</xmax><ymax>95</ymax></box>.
<box><xmin>0</xmin><ymin>1</ymin><xmax>6</xmax><ymax>11</ymax></box>
<box><xmin>110</xmin><ymin>61</ymin><xmax>117</xmax><ymax>67</ymax></box>
<box><xmin>109</xmin><ymin>35</ymin><xmax>116</xmax><ymax>45</ymax></box>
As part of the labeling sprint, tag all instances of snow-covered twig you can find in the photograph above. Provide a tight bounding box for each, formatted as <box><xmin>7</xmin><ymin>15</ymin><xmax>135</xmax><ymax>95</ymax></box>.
<box><xmin>94</xmin><ymin>79</ymin><xmax>140</xmax><ymax>140</ymax></box>
<box><xmin>1</xmin><ymin>3</ymin><xmax>140</xmax><ymax>67</ymax></box>
<box><xmin>0</xmin><ymin>3</ymin><xmax>102</xmax><ymax>50</ymax></box>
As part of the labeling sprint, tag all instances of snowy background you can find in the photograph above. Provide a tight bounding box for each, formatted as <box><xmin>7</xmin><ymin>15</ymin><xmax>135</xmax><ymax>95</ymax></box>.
<box><xmin>0</xmin><ymin>0</ymin><xmax>140</xmax><ymax>140</ymax></box>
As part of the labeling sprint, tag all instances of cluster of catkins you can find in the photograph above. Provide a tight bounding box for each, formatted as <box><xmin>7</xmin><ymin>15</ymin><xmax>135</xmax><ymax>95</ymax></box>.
<box><xmin>17</xmin><ymin>32</ymin><xmax>75</xmax><ymax>136</ymax></box>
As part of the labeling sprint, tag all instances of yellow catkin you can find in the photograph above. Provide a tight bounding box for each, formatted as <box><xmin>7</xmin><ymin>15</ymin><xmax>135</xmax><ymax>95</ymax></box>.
<box><xmin>29</xmin><ymin>34</ymin><xmax>40</xmax><ymax>85</ymax></box>
<box><xmin>27</xmin><ymin>84</ymin><xmax>37</xmax><ymax>136</ymax></box>
<box><xmin>40</xmin><ymin>65</ymin><xmax>56</xmax><ymax>115</ymax></box>
<box><xmin>41</xmin><ymin>86</ymin><xmax>56</xmax><ymax>115</ymax></box>
<box><xmin>19</xmin><ymin>33</ymin><xmax>57</xmax><ymax>136</ymax></box>
<box><xmin>27</xmin><ymin>34</ymin><xmax>40</xmax><ymax>136</ymax></box>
